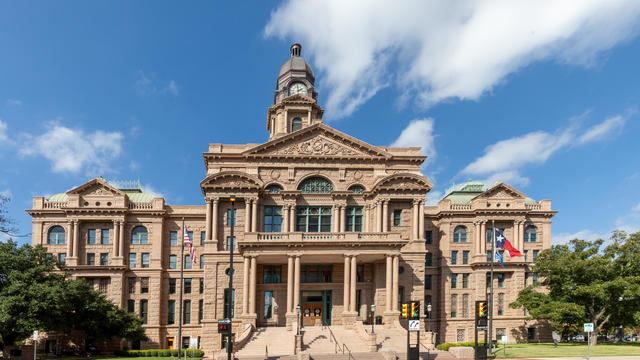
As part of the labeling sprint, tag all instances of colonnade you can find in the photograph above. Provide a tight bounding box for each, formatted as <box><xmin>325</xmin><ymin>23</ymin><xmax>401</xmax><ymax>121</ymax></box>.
<box><xmin>474</xmin><ymin>219</ymin><xmax>527</xmax><ymax>255</ymax></box>
<box><xmin>64</xmin><ymin>219</ymin><xmax>125</xmax><ymax>263</ymax></box>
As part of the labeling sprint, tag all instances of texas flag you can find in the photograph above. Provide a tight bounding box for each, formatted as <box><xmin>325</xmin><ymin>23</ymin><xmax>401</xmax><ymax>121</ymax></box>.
<box><xmin>494</xmin><ymin>229</ymin><xmax>522</xmax><ymax>258</ymax></box>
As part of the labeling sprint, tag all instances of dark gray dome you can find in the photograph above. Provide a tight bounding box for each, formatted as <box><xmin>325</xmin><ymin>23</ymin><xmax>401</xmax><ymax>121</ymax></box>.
<box><xmin>278</xmin><ymin>43</ymin><xmax>315</xmax><ymax>79</ymax></box>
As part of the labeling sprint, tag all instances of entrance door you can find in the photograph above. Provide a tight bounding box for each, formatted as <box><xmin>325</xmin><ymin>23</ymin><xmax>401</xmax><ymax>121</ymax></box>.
<box><xmin>166</xmin><ymin>337</ymin><xmax>174</xmax><ymax>349</ymax></box>
<box><xmin>301</xmin><ymin>290</ymin><xmax>332</xmax><ymax>326</ymax></box>
<box><xmin>302</xmin><ymin>302</ymin><xmax>322</xmax><ymax>326</ymax></box>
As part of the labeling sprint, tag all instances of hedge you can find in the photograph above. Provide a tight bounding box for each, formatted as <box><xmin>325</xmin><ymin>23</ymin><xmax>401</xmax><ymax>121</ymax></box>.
<box><xmin>114</xmin><ymin>349</ymin><xmax>204</xmax><ymax>357</ymax></box>
<box><xmin>436</xmin><ymin>341</ymin><xmax>486</xmax><ymax>351</ymax></box>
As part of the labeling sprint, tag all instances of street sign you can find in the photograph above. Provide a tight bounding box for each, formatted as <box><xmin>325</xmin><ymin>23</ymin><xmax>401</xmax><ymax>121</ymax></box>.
<box><xmin>408</xmin><ymin>320</ymin><xmax>420</xmax><ymax>331</ymax></box>
<box><xmin>584</xmin><ymin>323</ymin><xmax>594</xmax><ymax>332</ymax></box>
<box><xmin>501</xmin><ymin>335</ymin><xmax>507</xmax><ymax>345</ymax></box>
<box><xmin>33</xmin><ymin>331</ymin><xmax>38</xmax><ymax>341</ymax></box>
<box><xmin>190</xmin><ymin>338</ymin><xmax>198</xmax><ymax>347</ymax></box>
<box><xmin>218</xmin><ymin>319</ymin><xmax>231</xmax><ymax>334</ymax></box>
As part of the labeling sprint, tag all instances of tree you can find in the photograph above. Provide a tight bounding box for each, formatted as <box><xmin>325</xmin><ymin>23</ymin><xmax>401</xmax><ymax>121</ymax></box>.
<box><xmin>510</xmin><ymin>233</ymin><xmax>640</xmax><ymax>345</ymax></box>
<box><xmin>0</xmin><ymin>240</ymin><xmax>147</xmax><ymax>351</ymax></box>
<box><xmin>0</xmin><ymin>194</ymin><xmax>17</xmax><ymax>236</ymax></box>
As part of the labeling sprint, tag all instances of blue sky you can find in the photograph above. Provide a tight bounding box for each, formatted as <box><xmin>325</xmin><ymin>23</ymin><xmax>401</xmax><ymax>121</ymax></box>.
<box><xmin>1</xmin><ymin>1</ymin><xmax>639</xmax><ymax>245</ymax></box>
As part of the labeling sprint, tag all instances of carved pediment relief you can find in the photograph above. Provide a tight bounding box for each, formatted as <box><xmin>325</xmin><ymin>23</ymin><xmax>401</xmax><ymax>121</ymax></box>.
<box><xmin>273</xmin><ymin>136</ymin><xmax>364</xmax><ymax>156</ymax></box>
<box><xmin>474</xmin><ymin>182</ymin><xmax>525</xmax><ymax>200</ymax></box>
<box><xmin>200</xmin><ymin>171</ymin><xmax>263</xmax><ymax>192</ymax></box>
<box><xmin>372</xmin><ymin>173</ymin><xmax>433</xmax><ymax>193</ymax></box>
<box><xmin>67</xmin><ymin>178</ymin><xmax>124</xmax><ymax>197</ymax></box>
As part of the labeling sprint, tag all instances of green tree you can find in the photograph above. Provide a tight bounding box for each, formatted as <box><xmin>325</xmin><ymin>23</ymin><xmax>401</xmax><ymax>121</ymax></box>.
<box><xmin>0</xmin><ymin>194</ymin><xmax>17</xmax><ymax>236</ymax></box>
<box><xmin>510</xmin><ymin>233</ymin><xmax>640</xmax><ymax>345</ymax></box>
<box><xmin>0</xmin><ymin>240</ymin><xmax>147</xmax><ymax>351</ymax></box>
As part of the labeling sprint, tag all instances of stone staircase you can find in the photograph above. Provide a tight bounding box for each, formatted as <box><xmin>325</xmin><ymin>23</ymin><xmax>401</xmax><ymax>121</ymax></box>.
<box><xmin>235</xmin><ymin>327</ymin><xmax>295</xmax><ymax>358</ymax></box>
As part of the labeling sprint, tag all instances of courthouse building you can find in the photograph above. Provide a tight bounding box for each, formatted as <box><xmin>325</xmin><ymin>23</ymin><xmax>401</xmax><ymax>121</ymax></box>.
<box><xmin>27</xmin><ymin>44</ymin><xmax>555</xmax><ymax>355</ymax></box>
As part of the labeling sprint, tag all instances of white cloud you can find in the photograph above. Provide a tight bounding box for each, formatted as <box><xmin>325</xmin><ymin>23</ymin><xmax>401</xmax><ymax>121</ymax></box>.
<box><xmin>552</xmin><ymin>229</ymin><xmax>604</xmax><ymax>245</ymax></box>
<box><xmin>20</xmin><ymin>122</ymin><xmax>123</xmax><ymax>175</ymax></box>
<box><xmin>6</xmin><ymin>99</ymin><xmax>22</xmax><ymax>106</ymax></box>
<box><xmin>390</xmin><ymin>118</ymin><xmax>436</xmax><ymax>159</ymax></box>
<box><xmin>165</xmin><ymin>80</ymin><xmax>179</xmax><ymax>96</ymax></box>
<box><xmin>477</xmin><ymin>171</ymin><xmax>531</xmax><ymax>188</ymax></box>
<box><xmin>633</xmin><ymin>202</ymin><xmax>640</xmax><ymax>213</ymax></box>
<box><xmin>265</xmin><ymin>0</ymin><xmax>640</xmax><ymax>118</ymax></box>
<box><xmin>0</xmin><ymin>119</ymin><xmax>7</xmax><ymax>142</ymax></box>
<box><xmin>426</xmin><ymin>190</ymin><xmax>442</xmax><ymax>206</ymax></box>
<box><xmin>141</xmin><ymin>183</ymin><xmax>164</xmax><ymax>198</ymax></box>
<box><xmin>134</xmin><ymin>71</ymin><xmax>179</xmax><ymax>96</ymax></box>
<box><xmin>577</xmin><ymin>115</ymin><xmax>626</xmax><ymax>144</ymax></box>
<box><xmin>0</xmin><ymin>189</ymin><xmax>11</xmax><ymax>198</ymax></box>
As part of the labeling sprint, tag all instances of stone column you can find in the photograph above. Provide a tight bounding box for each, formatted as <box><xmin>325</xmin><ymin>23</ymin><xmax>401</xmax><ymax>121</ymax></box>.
<box><xmin>376</xmin><ymin>201</ymin><xmax>382</xmax><ymax>232</ymax></box>
<box><xmin>412</xmin><ymin>200</ymin><xmax>419</xmax><ymax>239</ymax></box>
<box><xmin>382</xmin><ymin>200</ymin><xmax>388</xmax><ymax>232</ymax></box>
<box><xmin>113</xmin><ymin>220</ymin><xmax>119</xmax><ymax>257</ymax></box>
<box><xmin>475</xmin><ymin>222</ymin><xmax>481</xmax><ymax>255</ymax></box>
<box><xmin>517</xmin><ymin>221</ymin><xmax>523</xmax><ymax>251</ymax></box>
<box><xmin>343</xmin><ymin>256</ymin><xmax>350</xmax><ymax>313</ymax></box>
<box><xmin>364</xmin><ymin>204</ymin><xmax>370</xmax><ymax>232</ymax></box>
<box><xmin>245</xmin><ymin>200</ymin><xmax>251</xmax><ymax>233</ymax></box>
<box><xmin>293</xmin><ymin>256</ymin><xmax>301</xmax><ymax>309</ymax></box>
<box><xmin>340</xmin><ymin>206</ymin><xmax>346</xmax><ymax>233</ymax></box>
<box><xmin>385</xmin><ymin>255</ymin><xmax>392</xmax><ymax>311</ymax></box>
<box><xmin>205</xmin><ymin>199</ymin><xmax>212</xmax><ymax>242</ymax></box>
<box><xmin>119</xmin><ymin>220</ymin><xmax>125</xmax><ymax>259</ymax></box>
<box><xmin>392</xmin><ymin>255</ymin><xmax>399</xmax><ymax>311</ymax></box>
<box><xmin>67</xmin><ymin>220</ymin><xmax>73</xmax><ymax>258</ymax></box>
<box><xmin>212</xmin><ymin>199</ymin><xmax>219</xmax><ymax>243</ymax></box>
<box><xmin>349</xmin><ymin>255</ymin><xmax>357</xmax><ymax>312</ymax></box>
<box><xmin>251</xmin><ymin>199</ymin><xmax>258</xmax><ymax>232</ymax></box>
<box><xmin>249</xmin><ymin>256</ymin><xmax>257</xmax><ymax>314</ymax></box>
<box><xmin>73</xmin><ymin>220</ymin><xmax>79</xmax><ymax>261</ymax></box>
<box><xmin>419</xmin><ymin>200</ymin><xmax>425</xmax><ymax>240</ymax></box>
<box><xmin>480</xmin><ymin>221</ymin><xmax>487</xmax><ymax>255</ymax></box>
<box><xmin>287</xmin><ymin>256</ymin><xmax>294</xmax><ymax>313</ymax></box>
<box><xmin>290</xmin><ymin>206</ymin><xmax>296</xmax><ymax>232</ymax></box>
<box><xmin>242</xmin><ymin>256</ymin><xmax>250</xmax><ymax>314</ymax></box>
<box><xmin>333</xmin><ymin>206</ymin><xmax>340</xmax><ymax>232</ymax></box>
<box><xmin>282</xmin><ymin>205</ymin><xmax>289</xmax><ymax>234</ymax></box>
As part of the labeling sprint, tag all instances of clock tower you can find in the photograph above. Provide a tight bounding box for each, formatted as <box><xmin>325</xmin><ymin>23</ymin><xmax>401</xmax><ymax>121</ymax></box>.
<box><xmin>267</xmin><ymin>43</ymin><xmax>324</xmax><ymax>140</ymax></box>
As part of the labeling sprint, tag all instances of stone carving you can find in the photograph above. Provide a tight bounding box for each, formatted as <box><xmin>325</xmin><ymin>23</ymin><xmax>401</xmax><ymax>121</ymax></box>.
<box><xmin>208</xmin><ymin>177</ymin><xmax>259</xmax><ymax>189</ymax></box>
<box><xmin>353</xmin><ymin>170</ymin><xmax>363</xmax><ymax>180</ymax></box>
<box><xmin>275</xmin><ymin>137</ymin><xmax>361</xmax><ymax>156</ymax></box>
<box><xmin>85</xmin><ymin>185</ymin><xmax>114</xmax><ymax>196</ymax></box>
<box><xmin>270</xmin><ymin>169</ymin><xmax>281</xmax><ymax>180</ymax></box>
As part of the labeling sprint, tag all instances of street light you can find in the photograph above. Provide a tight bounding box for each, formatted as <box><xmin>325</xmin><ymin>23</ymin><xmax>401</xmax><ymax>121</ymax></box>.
<box><xmin>227</xmin><ymin>195</ymin><xmax>236</xmax><ymax>360</ymax></box>
<box><xmin>296</xmin><ymin>304</ymin><xmax>301</xmax><ymax>336</ymax></box>
<box><xmin>427</xmin><ymin>304</ymin><xmax>432</xmax><ymax>360</ymax></box>
<box><xmin>370</xmin><ymin>304</ymin><xmax>376</xmax><ymax>334</ymax></box>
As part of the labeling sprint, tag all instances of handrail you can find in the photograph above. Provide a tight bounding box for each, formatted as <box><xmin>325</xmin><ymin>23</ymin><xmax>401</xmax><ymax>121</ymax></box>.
<box><xmin>342</xmin><ymin>343</ymin><xmax>354</xmax><ymax>360</ymax></box>
<box><xmin>325</xmin><ymin>325</ymin><xmax>340</xmax><ymax>354</ymax></box>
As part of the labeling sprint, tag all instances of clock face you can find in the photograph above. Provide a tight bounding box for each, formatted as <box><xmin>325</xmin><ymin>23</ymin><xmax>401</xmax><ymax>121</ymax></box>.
<box><xmin>289</xmin><ymin>83</ymin><xmax>308</xmax><ymax>96</ymax></box>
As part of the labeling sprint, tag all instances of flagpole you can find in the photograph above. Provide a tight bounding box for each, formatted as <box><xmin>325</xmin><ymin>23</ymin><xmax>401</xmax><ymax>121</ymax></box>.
<box><xmin>488</xmin><ymin>219</ymin><xmax>495</xmax><ymax>355</ymax></box>
<box><xmin>178</xmin><ymin>218</ymin><xmax>185</xmax><ymax>360</ymax></box>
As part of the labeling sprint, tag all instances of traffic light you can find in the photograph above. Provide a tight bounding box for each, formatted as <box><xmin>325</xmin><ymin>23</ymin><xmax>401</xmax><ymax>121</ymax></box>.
<box><xmin>401</xmin><ymin>303</ymin><xmax>408</xmax><ymax>318</ymax></box>
<box><xmin>410</xmin><ymin>301</ymin><xmax>420</xmax><ymax>319</ymax></box>
<box><xmin>478</xmin><ymin>301</ymin><xmax>488</xmax><ymax>318</ymax></box>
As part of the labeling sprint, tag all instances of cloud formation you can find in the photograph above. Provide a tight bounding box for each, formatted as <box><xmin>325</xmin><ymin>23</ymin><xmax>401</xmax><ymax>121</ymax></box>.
<box><xmin>265</xmin><ymin>1</ymin><xmax>640</xmax><ymax>118</ymax></box>
<box><xmin>0</xmin><ymin>119</ymin><xmax>7</xmax><ymax>142</ymax></box>
<box><xmin>6</xmin><ymin>99</ymin><xmax>22</xmax><ymax>106</ymax></box>
<box><xmin>134</xmin><ymin>71</ymin><xmax>179</xmax><ymax>96</ymax></box>
<box><xmin>390</xmin><ymin>118</ymin><xmax>436</xmax><ymax>161</ymax></box>
<box><xmin>20</xmin><ymin>122</ymin><xmax>124</xmax><ymax>175</ymax></box>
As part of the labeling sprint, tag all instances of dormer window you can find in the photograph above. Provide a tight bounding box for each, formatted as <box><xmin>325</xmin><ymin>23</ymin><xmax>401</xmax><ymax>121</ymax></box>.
<box><xmin>292</xmin><ymin>118</ymin><xmax>303</xmax><ymax>132</ymax></box>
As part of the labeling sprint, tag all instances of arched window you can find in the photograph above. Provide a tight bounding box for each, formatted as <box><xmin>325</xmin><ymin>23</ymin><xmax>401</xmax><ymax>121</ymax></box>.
<box><xmin>298</xmin><ymin>177</ymin><xmax>334</xmax><ymax>193</ymax></box>
<box><xmin>524</xmin><ymin>225</ymin><xmax>537</xmax><ymax>242</ymax></box>
<box><xmin>48</xmin><ymin>226</ymin><xmax>66</xmax><ymax>245</ymax></box>
<box><xmin>265</xmin><ymin>184</ymin><xmax>283</xmax><ymax>194</ymax></box>
<box><xmin>291</xmin><ymin>118</ymin><xmax>303</xmax><ymax>132</ymax></box>
<box><xmin>132</xmin><ymin>226</ymin><xmax>149</xmax><ymax>245</ymax></box>
<box><xmin>453</xmin><ymin>225</ymin><xmax>467</xmax><ymax>243</ymax></box>
<box><xmin>348</xmin><ymin>185</ymin><xmax>365</xmax><ymax>194</ymax></box>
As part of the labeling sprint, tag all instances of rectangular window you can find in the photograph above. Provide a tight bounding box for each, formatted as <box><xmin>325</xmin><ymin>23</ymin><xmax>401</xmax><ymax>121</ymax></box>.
<box><xmin>425</xmin><ymin>295</ymin><xmax>432</xmax><ymax>315</ymax></box>
<box><xmin>100</xmin><ymin>253</ymin><xmax>108</xmax><ymax>266</ymax></box>
<box><xmin>425</xmin><ymin>230</ymin><xmax>432</xmax><ymax>244</ymax></box>
<box><xmin>527</xmin><ymin>327</ymin><xmax>536</xmax><ymax>341</ymax></box>
<box><xmin>264</xmin><ymin>291</ymin><xmax>273</xmax><ymax>319</ymax></box>
<box><xmin>127</xmin><ymin>299</ymin><xmax>135</xmax><ymax>313</ymax></box>
<box><xmin>532</xmin><ymin>273</ymin><xmax>538</xmax><ymax>284</ymax></box>
<box><xmin>183</xmin><ymin>300</ymin><xmax>191</xmax><ymax>324</ymax></box>
<box><xmin>524</xmin><ymin>272</ymin><xmax>529</xmax><ymax>287</ymax></box>
<box><xmin>457</xmin><ymin>329</ymin><xmax>465</xmax><ymax>342</ymax></box>
<box><xmin>141</xmin><ymin>253</ymin><xmax>150</xmax><ymax>268</ymax></box>
<box><xmin>356</xmin><ymin>289</ymin><xmax>362</xmax><ymax>316</ymax></box>
<box><xmin>200</xmin><ymin>231</ymin><xmax>205</xmax><ymax>246</ymax></box>
<box><xmin>356</xmin><ymin>264</ymin><xmax>365</xmax><ymax>283</ymax></box>
<box><xmin>199</xmin><ymin>278</ymin><xmax>204</xmax><ymax>294</ymax></box>
<box><xmin>462</xmin><ymin>251</ymin><xmax>469</xmax><ymax>265</ymax></box>
<box><xmin>88</xmin><ymin>229</ymin><xmax>96</xmax><ymax>244</ymax></box>
<box><xmin>497</xmin><ymin>273</ymin><xmax>505</xmax><ymax>288</ymax></box>
<box><xmin>263</xmin><ymin>206</ymin><xmax>283</xmax><ymax>232</ymax></box>
<box><xmin>101</xmin><ymin>229</ymin><xmax>109</xmax><ymax>244</ymax></box>
<box><xmin>169</xmin><ymin>278</ymin><xmax>176</xmax><ymax>294</ymax></box>
<box><xmin>486</xmin><ymin>273</ymin><xmax>491</xmax><ymax>288</ymax></box>
<box><xmin>169</xmin><ymin>255</ymin><xmax>177</xmax><ymax>269</ymax></box>
<box><xmin>168</xmin><ymin>300</ymin><xmax>175</xmax><ymax>325</ymax></box>
<box><xmin>393</xmin><ymin>209</ymin><xmax>402</xmax><ymax>226</ymax></box>
<box><xmin>451</xmin><ymin>251</ymin><xmax>458</xmax><ymax>265</ymax></box>
<box><xmin>451</xmin><ymin>294</ymin><xmax>458</xmax><ymax>318</ymax></box>
<box><xmin>184</xmin><ymin>255</ymin><xmax>192</xmax><ymax>269</ymax></box>
<box><xmin>140</xmin><ymin>277</ymin><xmax>149</xmax><ymax>294</ymax></box>
<box><xmin>226</xmin><ymin>236</ymin><xmax>236</xmax><ymax>251</ymax></box>
<box><xmin>224</xmin><ymin>288</ymin><xmax>235</xmax><ymax>319</ymax></box>
<box><xmin>128</xmin><ymin>277</ymin><xmax>136</xmax><ymax>294</ymax></box>
<box><xmin>425</xmin><ymin>274</ymin><xmax>432</xmax><ymax>290</ymax></box>
<box><xmin>198</xmin><ymin>299</ymin><xmax>203</xmax><ymax>324</ymax></box>
<box><xmin>184</xmin><ymin>278</ymin><xmax>192</xmax><ymax>294</ymax></box>
<box><xmin>129</xmin><ymin>253</ymin><xmax>137</xmax><ymax>268</ymax></box>
<box><xmin>486</xmin><ymin>250</ymin><xmax>492</xmax><ymax>262</ymax></box>
<box><xmin>498</xmin><ymin>293</ymin><xmax>505</xmax><ymax>316</ymax></box>
<box><xmin>99</xmin><ymin>278</ymin><xmax>108</xmax><ymax>293</ymax></box>
<box><xmin>227</xmin><ymin>209</ymin><xmax>236</xmax><ymax>226</ymax></box>
<box><xmin>425</xmin><ymin>253</ymin><xmax>432</xmax><ymax>267</ymax></box>
<box><xmin>451</xmin><ymin>273</ymin><xmax>458</xmax><ymax>288</ymax></box>
<box><xmin>346</xmin><ymin>206</ymin><xmax>363</xmax><ymax>232</ymax></box>
<box><xmin>140</xmin><ymin>299</ymin><xmax>148</xmax><ymax>325</ymax></box>
<box><xmin>398</xmin><ymin>286</ymin><xmax>405</xmax><ymax>311</ymax></box>
<box><xmin>462</xmin><ymin>294</ymin><xmax>469</xmax><ymax>318</ymax></box>
<box><xmin>200</xmin><ymin>255</ymin><xmax>205</xmax><ymax>269</ymax></box>
<box><xmin>295</xmin><ymin>206</ymin><xmax>332</xmax><ymax>232</ymax></box>
<box><xmin>183</xmin><ymin>337</ymin><xmax>190</xmax><ymax>350</ymax></box>
<box><xmin>524</xmin><ymin>250</ymin><xmax>529</xmax><ymax>262</ymax></box>
<box><xmin>170</xmin><ymin>231</ymin><xmax>177</xmax><ymax>246</ymax></box>
<box><xmin>301</xmin><ymin>264</ymin><xmax>332</xmax><ymax>283</ymax></box>
<box><xmin>58</xmin><ymin>253</ymin><xmax>66</xmax><ymax>265</ymax></box>
<box><xmin>263</xmin><ymin>265</ymin><xmax>282</xmax><ymax>283</ymax></box>
<box><xmin>533</xmin><ymin>250</ymin><xmax>539</xmax><ymax>263</ymax></box>
<box><xmin>462</xmin><ymin>274</ymin><xmax>469</xmax><ymax>289</ymax></box>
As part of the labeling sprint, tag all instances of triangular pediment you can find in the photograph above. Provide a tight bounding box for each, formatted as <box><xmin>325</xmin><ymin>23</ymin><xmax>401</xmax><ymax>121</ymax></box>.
<box><xmin>472</xmin><ymin>182</ymin><xmax>526</xmax><ymax>200</ymax></box>
<box><xmin>244</xmin><ymin>124</ymin><xmax>391</xmax><ymax>159</ymax></box>
<box><xmin>67</xmin><ymin>178</ymin><xmax>124</xmax><ymax>196</ymax></box>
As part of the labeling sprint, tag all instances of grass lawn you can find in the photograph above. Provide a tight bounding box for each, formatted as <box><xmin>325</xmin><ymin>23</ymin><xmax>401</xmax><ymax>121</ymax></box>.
<box><xmin>38</xmin><ymin>357</ymin><xmax>202</xmax><ymax>360</ymax></box>
<box><xmin>491</xmin><ymin>342</ymin><xmax>640</xmax><ymax>358</ymax></box>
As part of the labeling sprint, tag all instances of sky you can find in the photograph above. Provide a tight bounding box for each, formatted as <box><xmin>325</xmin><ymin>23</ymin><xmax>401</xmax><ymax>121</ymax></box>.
<box><xmin>1</xmin><ymin>1</ymin><xmax>640</xmax><ymax>246</ymax></box>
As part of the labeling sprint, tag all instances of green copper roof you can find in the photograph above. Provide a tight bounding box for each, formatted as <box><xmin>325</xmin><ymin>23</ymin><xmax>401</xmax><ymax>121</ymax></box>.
<box><xmin>444</xmin><ymin>192</ymin><xmax>481</xmax><ymax>204</ymax></box>
<box><xmin>124</xmin><ymin>190</ymin><xmax>154</xmax><ymax>203</ymax></box>
<box><xmin>525</xmin><ymin>197</ymin><xmax>537</xmax><ymax>204</ymax></box>
<box><xmin>443</xmin><ymin>180</ymin><xmax>485</xmax><ymax>203</ymax></box>
<box><xmin>47</xmin><ymin>193</ymin><xmax>69</xmax><ymax>202</ymax></box>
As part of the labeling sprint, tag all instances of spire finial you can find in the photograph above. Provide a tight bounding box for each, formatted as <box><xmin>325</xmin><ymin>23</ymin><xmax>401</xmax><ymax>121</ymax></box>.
<box><xmin>290</xmin><ymin>43</ymin><xmax>302</xmax><ymax>57</ymax></box>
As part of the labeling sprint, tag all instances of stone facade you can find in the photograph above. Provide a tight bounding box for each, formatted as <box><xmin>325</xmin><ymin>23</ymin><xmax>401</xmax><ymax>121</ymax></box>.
<box><xmin>27</xmin><ymin>44</ymin><xmax>555</xmax><ymax>356</ymax></box>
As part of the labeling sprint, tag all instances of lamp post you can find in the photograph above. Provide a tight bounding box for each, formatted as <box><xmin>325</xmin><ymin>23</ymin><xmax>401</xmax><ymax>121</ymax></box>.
<box><xmin>296</xmin><ymin>304</ymin><xmax>301</xmax><ymax>336</ymax></box>
<box><xmin>227</xmin><ymin>195</ymin><xmax>236</xmax><ymax>360</ymax></box>
<box><xmin>371</xmin><ymin>304</ymin><xmax>376</xmax><ymax>334</ymax></box>
<box><xmin>427</xmin><ymin>303</ymin><xmax>432</xmax><ymax>360</ymax></box>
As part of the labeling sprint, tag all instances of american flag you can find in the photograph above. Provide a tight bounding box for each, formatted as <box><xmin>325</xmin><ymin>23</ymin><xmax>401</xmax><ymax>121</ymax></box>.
<box><xmin>184</xmin><ymin>225</ymin><xmax>197</xmax><ymax>264</ymax></box>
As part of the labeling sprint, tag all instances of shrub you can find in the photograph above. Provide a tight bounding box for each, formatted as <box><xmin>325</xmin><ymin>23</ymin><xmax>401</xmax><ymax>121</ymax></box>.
<box><xmin>436</xmin><ymin>341</ymin><xmax>485</xmax><ymax>351</ymax></box>
<box><xmin>149</xmin><ymin>349</ymin><xmax>159</xmax><ymax>356</ymax></box>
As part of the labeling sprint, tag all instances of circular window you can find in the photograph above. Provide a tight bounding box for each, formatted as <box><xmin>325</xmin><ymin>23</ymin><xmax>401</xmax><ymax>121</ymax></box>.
<box><xmin>487</xmin><ymin>203</ymin><xmax>491</xmax><ymax>207</ymax></box>
<box><xmin>496</xmin><ymin>203</ymin><xmax>501</xmax><ymax>207</ymax></box>
<box><xmin>84</xmin><ymin>201</ymin><xmax>89</xmax><ymax>206</ymax></box>
<box><xmin>95</xmin><ymin>201</ymin><xmax>100</xmax><ymax>206</ymax></box>
<box><xmin>107</xmin><ymin>202</ymin><xmax>112</xmax><ymax>206</ymax></box>
<box><xmin>398</xmin><ymin>266</ymin><xmax>405</xmax><ymax>274</ymax></box>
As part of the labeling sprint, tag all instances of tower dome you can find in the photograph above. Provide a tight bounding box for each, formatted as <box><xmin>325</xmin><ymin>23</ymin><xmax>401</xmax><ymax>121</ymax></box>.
<box><xmin>274</xmin><ymin>43</ymin><xmax>318</xmax><ymax>103</ymax></box>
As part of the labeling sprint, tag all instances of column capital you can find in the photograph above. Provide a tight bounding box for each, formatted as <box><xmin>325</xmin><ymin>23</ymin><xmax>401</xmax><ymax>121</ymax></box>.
<box><xmin>412</xmin><ymin>198</ymin><xmax>422</xmax><ymax>206</ymax></box>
